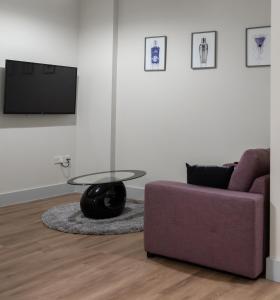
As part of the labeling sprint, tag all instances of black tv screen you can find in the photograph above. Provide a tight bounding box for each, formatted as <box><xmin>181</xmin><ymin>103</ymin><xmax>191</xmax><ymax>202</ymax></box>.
<box><xmin>4</xmin><ymin>60</ymin><xmax>77</xmax><ymax>114</ymax></box>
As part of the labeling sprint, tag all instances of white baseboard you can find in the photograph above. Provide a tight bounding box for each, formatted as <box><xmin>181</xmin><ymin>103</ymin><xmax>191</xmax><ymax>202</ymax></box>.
<box><xmin>266</xmin><ymin>257</ymin><xmax>280</xmax><ymax>282</ymax></box>
<box><xmin>75</xmin><ymin>185</ymin><xmax>87</xmax><ymax>194</ymax></box>
<box><xmin>126</xmin><ymin>185</ymin><xmax>144</xmax><ymax>201</ymax></box>
<box><xmin>75</xmin><ymin>185</ymin><xmax>144</xmax><ymax>201</ymax></box>
<box><xmin>0</xmin><ymin>183</ymin><xmax>75</xmax><ymax>207</ymax></box>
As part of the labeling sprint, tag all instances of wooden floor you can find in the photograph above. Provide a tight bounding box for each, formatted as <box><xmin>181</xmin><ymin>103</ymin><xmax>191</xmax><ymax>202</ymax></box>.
<box><xmin>0</xmin><ymin>195</ymin><xmax>280</xmax><ymax>300</ymax></box>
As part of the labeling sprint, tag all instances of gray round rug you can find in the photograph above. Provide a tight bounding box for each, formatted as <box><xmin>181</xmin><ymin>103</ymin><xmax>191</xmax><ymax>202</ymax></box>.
<box><xmin>42</xmin><ymin>199</ymin><xmax>144</xmax><ymax>235</ymax></box>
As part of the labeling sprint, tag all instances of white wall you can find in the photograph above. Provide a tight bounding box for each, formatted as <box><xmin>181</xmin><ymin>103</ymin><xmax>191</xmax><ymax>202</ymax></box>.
<box><xmin>0</xmin><ymin>0</ymin><xmax>79</xmax><ymax>193</ymax></box>
<box><xmin>76</xmin><ymin>0</ymin><xmax>116</xmax><ymax>175</ymax></box>
<box><xmin>267</xmin><ymin>0</ymin><xmax>280</xmax><ymax>282</ymax></box>
<box><xmin>115</xmin><ymin>0</ymin><xmax>271</xmax><ymax>188</ymax></box>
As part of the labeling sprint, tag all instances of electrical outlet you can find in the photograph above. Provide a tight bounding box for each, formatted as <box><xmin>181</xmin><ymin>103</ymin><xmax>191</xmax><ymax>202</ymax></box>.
<box><xmin>54</xmin><ymin>155</ymin><xmax>71</xmax><ymax>166</ymax></box>
<box><xmin>63</xmin><ymin>155</ymin><xmax>71</xmax><ymax>161</ymax></box>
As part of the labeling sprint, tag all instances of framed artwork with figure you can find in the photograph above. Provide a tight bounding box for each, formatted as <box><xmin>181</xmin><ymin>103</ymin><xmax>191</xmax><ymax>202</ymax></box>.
<box><xmin>191</xmin><ymin>31</ymin><xmax>217</xmax><ymax>70</ymax></box>
<box><xmin>246</xmin><ymin>26</ymin><xmax>271</xmax><ymax>67</ymax></box>
<box><xmin>144</xmin><ymin>36</ymin><xmax>167</xmax><ymax>71</ymax></box>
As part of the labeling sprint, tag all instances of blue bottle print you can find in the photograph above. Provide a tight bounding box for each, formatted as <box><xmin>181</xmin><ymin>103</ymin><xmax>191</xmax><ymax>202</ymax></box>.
<box><xmin>151</xmin><ymin>40</ymin><xmax>160</xmax><ymax>65</ymax></box>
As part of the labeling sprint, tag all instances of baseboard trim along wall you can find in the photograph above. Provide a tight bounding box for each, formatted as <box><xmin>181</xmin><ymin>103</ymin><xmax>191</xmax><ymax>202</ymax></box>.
<box><xmin>0</xmin><ymin>183</ymin><xmax>76</xmax><ymax>207</ymax></box>
<box><xmin>0</xmin><ymin>183</ymin><xmax>144</xmax><ymax>207</ymax></box>
<box><xmin>126</xmin><ymin>185</ymin><xmax>144</xmax><ymax>201</ymax></box>
<box><xmin>75</xmin><ymin>185</ymin><xmax>144</xmax><ymax>201</ymax></box>
<box><xmin>266</xmin><ymin>257</ymin><xmax>280</xmax><ymax>282</ymax></box>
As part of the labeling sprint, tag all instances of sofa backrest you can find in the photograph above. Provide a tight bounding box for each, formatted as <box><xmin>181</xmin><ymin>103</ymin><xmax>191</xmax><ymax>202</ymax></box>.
<box><xmin>228</xmin><ymin>149</ymin><xmax>270</xmax><ymax>192</ymax></box>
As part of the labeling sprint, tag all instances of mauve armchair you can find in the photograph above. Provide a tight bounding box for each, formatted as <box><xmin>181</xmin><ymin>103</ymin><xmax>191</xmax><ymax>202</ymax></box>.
<box><xmin>144</xmin><ymin>149</ymin><xmax>270</xmax><ymax>279</ymax></box>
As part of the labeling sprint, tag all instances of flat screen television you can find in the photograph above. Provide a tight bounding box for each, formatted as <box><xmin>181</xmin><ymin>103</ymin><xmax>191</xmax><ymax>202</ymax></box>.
<box><xmin>4</xmin><ymin>60</ymin><xmax>77</xmax><ymax>114</ymax></box>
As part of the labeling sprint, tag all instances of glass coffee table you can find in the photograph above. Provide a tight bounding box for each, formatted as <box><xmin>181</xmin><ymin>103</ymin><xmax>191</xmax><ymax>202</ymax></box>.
<box><xmin>68</xmin><ymin>170</ymin><xmax>146</xmax><ymax>219</ymax></box>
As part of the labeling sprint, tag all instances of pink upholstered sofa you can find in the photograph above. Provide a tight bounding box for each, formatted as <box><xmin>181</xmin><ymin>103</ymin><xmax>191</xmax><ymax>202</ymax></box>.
<box><xmin>144</xmin><ymin>149</ymin><xmax>270</xmax><ymax>279</ymax></box>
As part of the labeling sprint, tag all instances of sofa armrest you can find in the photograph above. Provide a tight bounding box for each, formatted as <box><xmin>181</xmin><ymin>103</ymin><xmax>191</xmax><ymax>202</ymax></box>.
<box><xmin>144</xmin><ymin>181</ymin><xmax>264</xmax><ymax>278</ymax></box>
<box><xmin>250</xmin><ymin>174</ymin><xmax>270</xmax><ymax>196</ymax></box>
<box><xmin>250</xmin><ymin>175</ymin><xmax>270</xmax><ymax>258</ymax></box>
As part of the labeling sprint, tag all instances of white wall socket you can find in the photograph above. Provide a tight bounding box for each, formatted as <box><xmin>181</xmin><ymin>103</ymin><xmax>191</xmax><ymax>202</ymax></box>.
<box><xmin>54</xmin><ymin>155</ymin><xmax>71</xmax><ymax>165</ymax></box>
<box><xmin>64</xmin><ymin>155</ymin><xmax>71</xmax><ymax>161</ymax></box>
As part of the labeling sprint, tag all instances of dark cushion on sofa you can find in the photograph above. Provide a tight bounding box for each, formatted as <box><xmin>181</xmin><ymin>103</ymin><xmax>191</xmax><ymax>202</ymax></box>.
<box><xmin>186</xmin><ymin>164</ymin><xmax>234</xmax><ymax>189</ymax></box>
<box><xmin>228</xmin><ymin>149</ymin><xmax>270</xmax><ymax>192</ymax></box>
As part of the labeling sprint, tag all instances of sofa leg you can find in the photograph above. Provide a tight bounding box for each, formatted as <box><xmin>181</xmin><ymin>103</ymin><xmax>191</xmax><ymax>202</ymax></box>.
<box><xmin>147</xmin><ymin>252</ymin><xmax>156</xmax><ymax>258</ymax></box>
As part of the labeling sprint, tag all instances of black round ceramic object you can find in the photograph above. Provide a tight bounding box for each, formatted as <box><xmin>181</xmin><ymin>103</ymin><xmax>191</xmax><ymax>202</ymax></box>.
<box><xmin>80</xmin><ymin>182</ymin><xmax>126</xmax><ymax>219</ymax></box>
<box><xmin>68</xmin><ymin>170</ymin><xmax>146</xmax><ymax>220</ymax></box>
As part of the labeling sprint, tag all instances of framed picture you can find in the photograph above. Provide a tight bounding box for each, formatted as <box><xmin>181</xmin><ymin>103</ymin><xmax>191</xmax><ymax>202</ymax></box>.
<box><xmin>246</xmin><ymin>26</ymin><xmax>271</xmax><ymax>67</ymax></box>
<box><xmin>144</xmin><ymin>36</ymin><xmax>167</xmax><ymax>71</ymax></box>
<box><xmin>191</xmin><ymin>31</ymin><xmax>217</xmax><ymax>70</ymax></box>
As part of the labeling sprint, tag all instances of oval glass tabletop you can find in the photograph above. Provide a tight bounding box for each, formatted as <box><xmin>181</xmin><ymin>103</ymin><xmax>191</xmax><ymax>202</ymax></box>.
<box><xmin>67</xmin><ymin>170</ymin><xmax>146</xmax><ymax>186</ymax></box>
